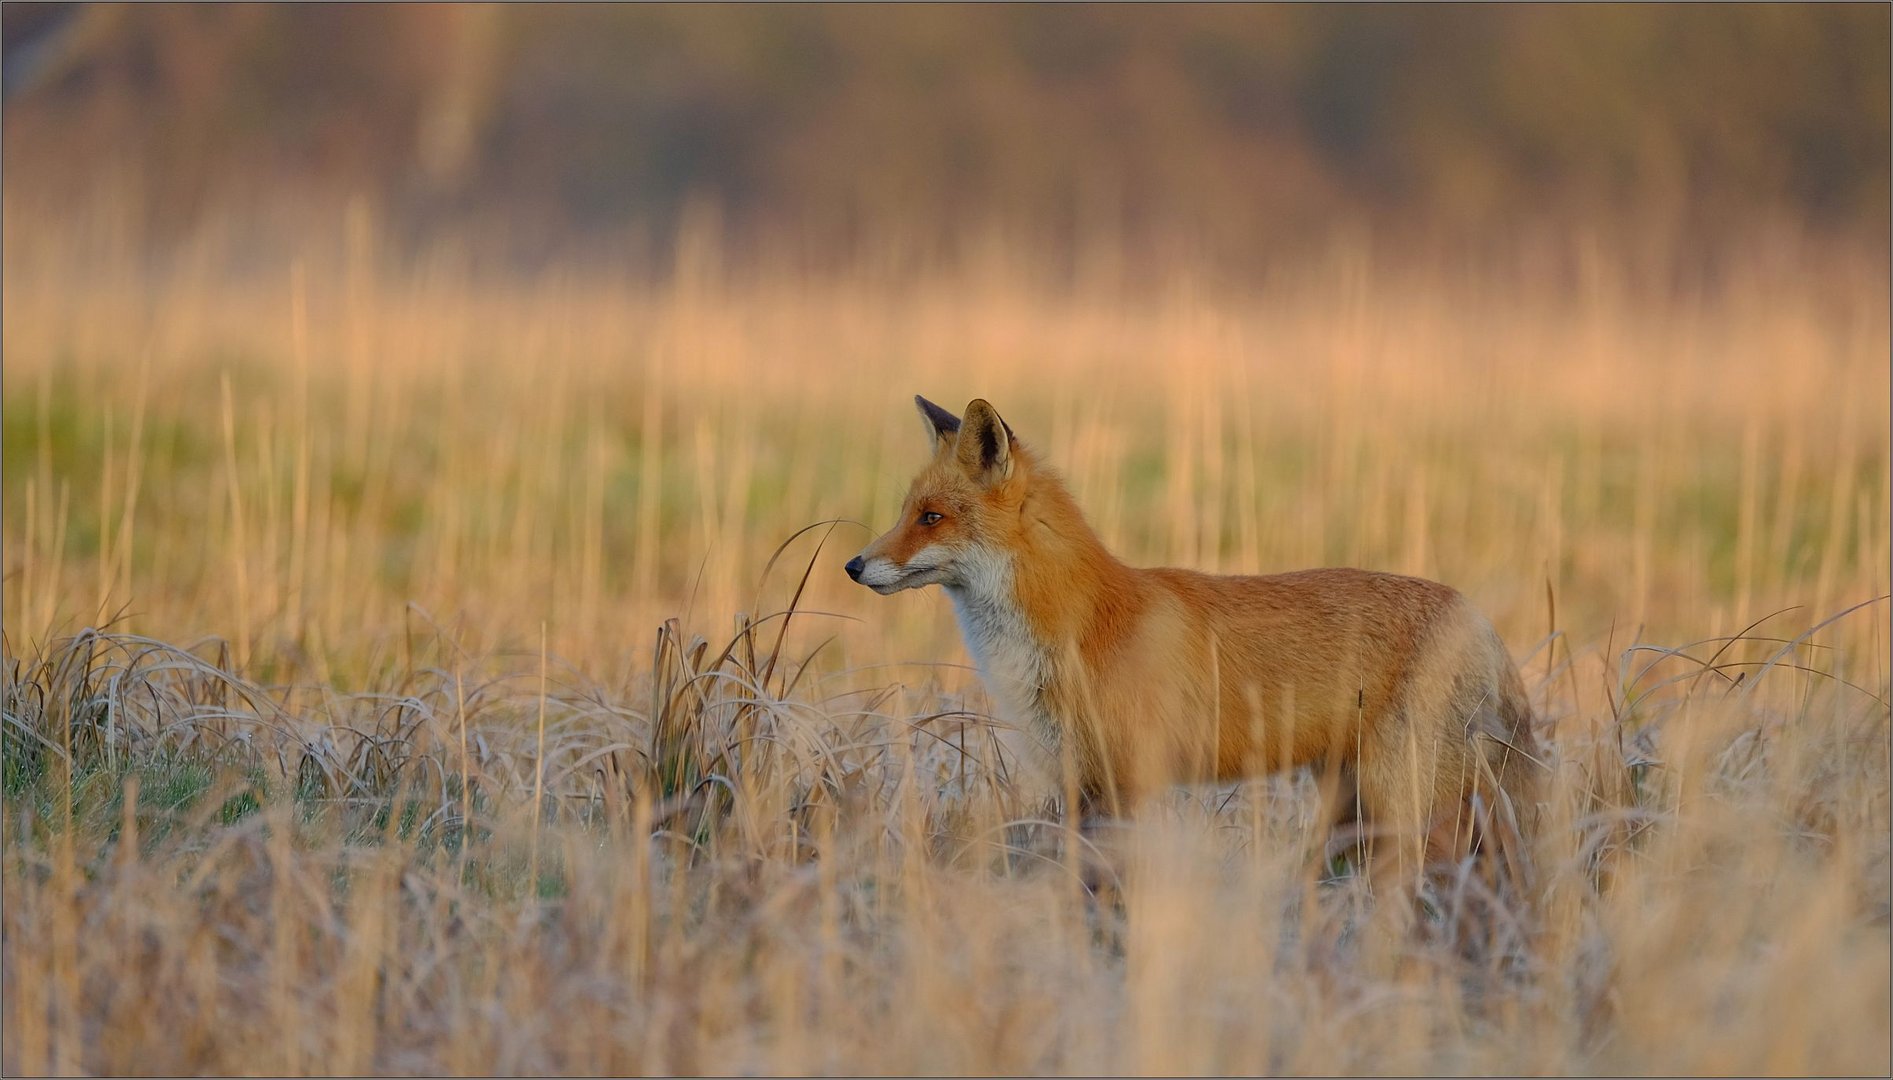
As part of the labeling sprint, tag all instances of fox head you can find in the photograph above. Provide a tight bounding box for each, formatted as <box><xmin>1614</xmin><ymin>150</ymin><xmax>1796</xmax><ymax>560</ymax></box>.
<box><xmin>845</xmin><ymin>395</ymin><xmax>1021</xmax><ymax>594</ymax></box>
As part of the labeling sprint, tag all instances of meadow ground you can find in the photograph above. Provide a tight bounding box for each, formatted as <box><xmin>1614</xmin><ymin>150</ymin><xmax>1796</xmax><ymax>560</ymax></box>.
<box><xmin>3</xmin><ymin>218</ymin><xmax>1889</xmax><ymax>1074</ymax></box>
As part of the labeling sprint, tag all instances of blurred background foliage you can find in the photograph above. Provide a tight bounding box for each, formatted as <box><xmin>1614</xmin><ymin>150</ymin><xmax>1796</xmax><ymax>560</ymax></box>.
<box><xmin>1</xmin><ymin>3</ymin><xmax>1887</xmax><ymax>274</ymax></box>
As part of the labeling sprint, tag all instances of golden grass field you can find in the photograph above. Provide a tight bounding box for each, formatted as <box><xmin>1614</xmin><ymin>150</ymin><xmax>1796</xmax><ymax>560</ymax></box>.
<box><xmin>3</xmin><ymin>214</ymin><xmax>1889</xmax><ymax>1074</ymax></box>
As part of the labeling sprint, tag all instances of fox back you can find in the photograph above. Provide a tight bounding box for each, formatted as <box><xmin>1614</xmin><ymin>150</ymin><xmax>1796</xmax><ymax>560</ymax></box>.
<box><xmin>847</xmin><ymin>396</ymin><xmax>1541</xmax><ymax>879</ymax></box>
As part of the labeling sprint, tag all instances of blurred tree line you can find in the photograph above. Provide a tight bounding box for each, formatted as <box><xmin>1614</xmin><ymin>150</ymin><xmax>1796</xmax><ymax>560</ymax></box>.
<box><xmin>2</xmin><ymin>3</ymin><xmax>1885</xmax><ymax>272</ymax></box>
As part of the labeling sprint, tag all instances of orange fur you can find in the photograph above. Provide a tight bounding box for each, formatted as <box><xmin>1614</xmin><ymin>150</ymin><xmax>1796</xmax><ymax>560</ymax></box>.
<box><xmin>850</xmin><ymin>396</ymin><xmax>1542</xmax><ymax>883</ymax></box>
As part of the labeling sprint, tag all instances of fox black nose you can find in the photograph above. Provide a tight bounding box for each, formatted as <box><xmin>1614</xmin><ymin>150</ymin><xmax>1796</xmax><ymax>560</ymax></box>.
<box><xmin>844</xmin><ymin>556</ymin><xmax>865</xmax><ymax>582</ymax></box>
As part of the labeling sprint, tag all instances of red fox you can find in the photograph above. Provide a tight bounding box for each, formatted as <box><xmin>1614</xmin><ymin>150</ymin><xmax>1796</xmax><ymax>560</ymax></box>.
<box><xmin>846</xmin><ymin>396</ymin><xmax>1542</xmax><ymax>884</ymax></box>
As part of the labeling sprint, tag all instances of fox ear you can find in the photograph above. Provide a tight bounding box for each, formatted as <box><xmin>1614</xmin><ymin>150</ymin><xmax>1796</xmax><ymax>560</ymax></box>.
<box><xmin>915</xmin><ymin>395</ymin><xmax>961</xmax><ymax>453</ymax></box>
<box><xmin>955</xmin><ymin>399</ymin><xmax>1013</xmax><ymax>483</ymax></box>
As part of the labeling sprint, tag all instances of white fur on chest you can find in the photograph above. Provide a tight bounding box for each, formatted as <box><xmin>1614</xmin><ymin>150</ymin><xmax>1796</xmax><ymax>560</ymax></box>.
<box><xmin>943</xmin><ymin>546</ymin><xmax>1053</xmax><ymax>735</ymax></box>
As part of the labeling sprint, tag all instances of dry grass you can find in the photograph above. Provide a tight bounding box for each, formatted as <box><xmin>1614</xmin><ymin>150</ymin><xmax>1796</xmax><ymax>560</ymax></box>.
<box><xmin>2</xmin><ymin>215</ymin><xmax>1889</xmax><ymax>1075</ymax></box>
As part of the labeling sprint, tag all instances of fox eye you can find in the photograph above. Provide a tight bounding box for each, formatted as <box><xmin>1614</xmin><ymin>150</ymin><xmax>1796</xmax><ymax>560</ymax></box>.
<box><xmin>919</xmin><ymin>511</ymin><xmax>943</xmax><ymax>527</ymax></box>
